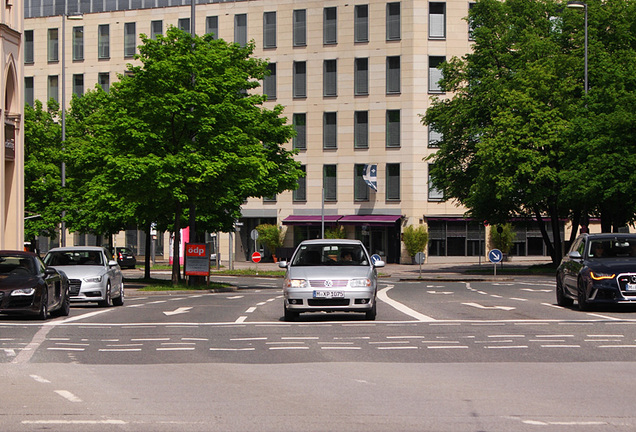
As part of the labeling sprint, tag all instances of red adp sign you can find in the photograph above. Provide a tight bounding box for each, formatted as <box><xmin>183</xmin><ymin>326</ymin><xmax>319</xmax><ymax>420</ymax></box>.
<box><xmin>185</xmin><ymin>243</ymin><xmax>209</xmax><ymax>276</ymax></box>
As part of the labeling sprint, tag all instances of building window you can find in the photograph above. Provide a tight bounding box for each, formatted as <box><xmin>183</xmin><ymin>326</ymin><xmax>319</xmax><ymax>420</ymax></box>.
<box><xmin>294</xmin><ymin>165</ymin><xmax>306</xmax><ymax>202</ymax></box>
<box><xmin>293</xmin><ymin>61</ymin><xmax>306</xmax><ymax>98</ymax></box>
<box><xmin>354</xmin><ymin>164</ymin><xmax>369</xmax><ymax>201</ymax></box>
<box><xmin>178</xmin><ymin>18</ymin><xmax>190</xmax><ymax>33</ymax></box>
<box><xmin>98</xmin><ymin>72</ymin><xmax>110</xmax><ymax>92</ymax></box>
<box><xmin>323</xmin><ymin>60</ymin><xmax>337</xmax><ymax>97</ymax></box>
<box><xmin>47</xmin><ymin>75</ymin><xmax>58</xmax><ymax>103</ymax></box>
<box><xmin>386</xmin><ymin>110</ymin><xmax>400</xmax><ymax>148</ymax></box>
<box><xmin>73</xmin><ymin>74</ymin><xmax>84</xmax><ymax>96</ymax></box>
<box><xmin>386</xmin><ymin>56</ymin><xmax>401</xmax><ymax>94</ymax></box>
<box><xmin>468</xmin><ymin>3</ymin><xmax>476</xmax><ymax>40</ymax></box>
<box><xmin>47</xmin><ymin>28</ymin><xmax>58</xmax><ymax>62</ymax></box>
<box><xmin>354</xmin><ymin>58</ymin><xmax>369</xmax><ymax>96</ymax></box>
<box><xmin>323</xmin><ymin>165</ymin><xmax>337</xmax><ymax>201</ymax></box>
<box><xmin>98</xmin><ymin>24</ymin><xmax>110</xmax><ymax>59</ymax></box>
<box><xmin>323</xmin><ymin>7</ymin><xmax>337</xmax><ymax>45</ymax></box>
<box><xmin>429</xmin><ymin>56</ymin><xmax>445</xmax><ymax>92</ymax></box>
<box><xmin>263</xmin><ymin>195</ymin><xmax>277</xmax><ymax>203</ymax></box>
<box><xmin>72</xmin><ymin>26</ymin><xmax>84</xmax><ymax>61</ymax></box>
<box><xmin>206</xmin><ymin>16</ymin><xmax>219</xmax><ymax>39</ymax></box>
<box><xmin>323</xmin><ymin>112</ymin><xmax>337</xmax><ymax>149</ymax></box>
<box><xmin>293</xmin><ymin>9</ymin><xmax>306</xmax><ymax>46</ymax></box>
<box><xmin>263</xmin><ymin>11</ymin><xmax>276</xmax><ymax>48</ymax></box>
<box><xmin>354</xmin><ymin>111</ymin><xmax>368</xmax><ymax>149</ymax></box>
<box><xmin>264</xmin><ymin>63</ymin><xmax>277</xmax><ymax>100</ymax></box>
<box><xmin>25</xmin><ymin>30</ymin><xmax>34</xmax><ymax>64</ymax></box>
<box><xmin>386</xmin><ymin>2</ymin><xmax>401</xmax><ymax>41</ymax></box>
<box><xmin>293</xmin><ymin>113</ymin><xmax>306</xmax><ymax>150</ymax></box>
<box><xmin>429</xmin><ymin>2</ymin><xmax>446</xmax><ymax>39</ymax></box>
<box><xmin>124</xmin><ymin>23</ymin><xmax>136</xmax><ymax>58</ymax></box>
<box><xmin>428</xmin><ymin>164</ymin><xmax>444</xmax><ymax>201</ymax></box>
<box><xmin>428</xmin><ymin>125</ymin><xmax>442</xmax><ymax>148</ymax></box>
<box><xmin>386</xmin><ymin>164</ymin><xmax>400</xmax><ymax>201</ymax></box>
<box><xmin>354</xmin><ymin>5</ymin><xmax>369</xmax><ymax>43</ymax></box>
<box><xmin>25</xmin><ymin>77</ymin><xmax>34</xmax><ymax>106</ymax></box>
<box><xmin>234</xmin><ymin>14</ymin><xmax>247</xmax><ymax>47</ymax></box>
<box><xmin>151</xmin><ymin>20</ymin><xmax>162</xmax><ymax>39</ymax></box>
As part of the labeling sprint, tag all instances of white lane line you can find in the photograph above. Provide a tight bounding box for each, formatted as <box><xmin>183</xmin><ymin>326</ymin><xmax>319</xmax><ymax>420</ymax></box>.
<box><xmin>55</xmin><ymin>390</ymin><xmax>82</xmax><ymax>403</ymax></box>
<box><xmin>427</xmin><ymin>345</ymin><xmax>469</xmax><ymax>349</ymax></box>
<box><xmin>99</xmin><ymin>348</ymin><xmax>142</xmax><ymax>352</ymax></box>
<box><xmin>47</xmin><ymin>347</ymin><xmax>85</xmax><ymax>351</ymax></box>
<box><xmin>245</xmin><ymin>307</ymin><xmax>257</xmax><ymax>313</ymax></box>
<box><xmin>58</xmin><ymin>309</ymin><xmax>113</xmax><ymax>324</ymax></box>
<box><xmin>156</xmin><ymin>347</ymin><xmax>196</xmax><ymax>351</ymax></box>
<box><xmin>377</xmin><ymin>285</ymin><xmax>436</xmax><ymax>322</ymax></box>
<box><xmin>484</xmin><ymin>345</ymin><xmax>528</xmax><ymax>349</ymax></box>
<box><xmin>3</xmin><ymin>348</ymin><xmax>16</xmax><ymax>356</ymax></box>
<box><xmin>269</xmin><ymin>346</ymin><xmax>309</xmax><ymax>350</ymax></box>
<box><xmin>320</xmin><ymin>346</ymin><xmax>361</xmax><ymax>350</ymax></box>
<box><xmin>230</xmin><ymin>337</ymin><xmax>267</xmax><ymax>341</ymax></box>
<box><xmin>30</xmin><ymin>375</ymin><xmax>51</xmax><ymax>384</ymax></box>
<box><xmin>23</xmin><ymin>420</ymin><xmax>127</xmax><ymax>425</ymax></box>
<box><xmin>376</xmin><ymin>346</ymin><xmax>418</xmax><ymax>350</ymax></box>
<box><xmin>210</xmin><ymin>347</ymin><xmax>255</xmax><ymax>351</ymax></box>
<box><xmin>540</xmin><ymin>345</ymin><xmax>581</xmax><ymax>348</ymax></box>
<box><xmin>235</xmin><ymin>316</ymin><xmax>248</xmax><ymax>323</ymax></box>
<box><xmin>131</xmin><ymin>338</ymin><xmax>169</xmax><ymax>342</ymax></box>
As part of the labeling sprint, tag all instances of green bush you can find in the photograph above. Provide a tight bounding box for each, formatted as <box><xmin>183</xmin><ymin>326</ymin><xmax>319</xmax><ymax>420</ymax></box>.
<box><xmin>489</xmin><ymin>223</ymin><xmax>516</xmax><ymax>255</ymax></box>
<box><xmin>324</xmin><ymin>226</ymin><xmax>346</xmax><ymax>239</ymax></box>
<box><xmin>402</xmin><ymin>225</ymin><xmax>429</xmax><ymax>258</ymax></box>
<box><xmin>255</xmin><ymin>224</ymin><xmax>285</xmax><ymax>252</ymax></box>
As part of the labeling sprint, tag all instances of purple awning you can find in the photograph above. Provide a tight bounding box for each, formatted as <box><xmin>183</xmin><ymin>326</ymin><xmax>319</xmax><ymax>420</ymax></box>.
<box><xmin>282</xmin><ymin>215</ymin><xmax>343</xmax><ymax>225</ymax></box>
<box><xmin>338</xmin><ymin>215</ymin><xmax>402</xmax><ymax>225</ymax></box>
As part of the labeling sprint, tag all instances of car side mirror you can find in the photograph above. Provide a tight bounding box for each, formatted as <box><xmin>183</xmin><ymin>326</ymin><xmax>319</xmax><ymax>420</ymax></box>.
<box><xmin>568</xmin><ymin>251</ymin><xmax>582</xmax><ymax>260</ymax></box>
<box><xmin>373</xmin><ymin>260</ymin><xmax>386</xmax><ymax>268</ymax></box>
<box><xmin>44</xmin><ymin>267</ymin><xmax>57</xmax><ymax>275</ymax></box>
<box><xmin>278</xmin><ymin>261</ymin><xmax>288</xmax><ymax>269</ymax></box>
<box><xmin>108</xmin><ymin>260</ymin><xmax>119</xmax><ymax>267</ymax></box>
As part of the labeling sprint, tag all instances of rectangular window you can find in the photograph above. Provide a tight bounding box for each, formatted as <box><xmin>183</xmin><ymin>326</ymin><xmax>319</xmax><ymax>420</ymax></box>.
<box><xmin>428</xmin><ymin>125</ymin><xmax>442</xmax><ymax>148</ymax></box>
<box><xmin>386</xmin><ymin>163</ymin><xmax>400</xmax><ymax>201</ymax></box>
<box><xmin>47</xmin><ymin>75</ymin><xmax>58</xmax><ymax>103</ymax></box>
<box><xmin>264</xmin><ymin>63</ymin><xmax>277</xmax><ymax>100</ymax></box>
<box><xmin>25</xmin><ymin>77</ymin><xmax>34</xmax><ymax>106</ymax></box>
<box><xmin>323</xmin><ymin>7</ymin><xmax>337</xmax><ymax>45</ymax></box>
<box><xmin>323</xmin><ymin>60</ymin><xmax>337</xmax><ymax>97</ymax></box>
<box><xmin>386</xmin><ymin>56</ymin><xmax>401</xmax><ymax>94</ymax></box>
<box><xmin>468</xmin><ymin>3</ymin><xmax>476</xmax><ymax>40</ymax></box>
<box><xmin>47</xmin><ymin>28</ymin><xmax>59</xmax><ymax>62</ymax></box>
<box><xmin>293</xmin><ymin>113</ymin><xmax>306</xmax><ymax>150</ymax></box>
<box><xmin>386</xmin><ymin>2</ymin><xmax>401</xmax><ymax>41</ymax></box>
<box><xmin>293</xmin><ymin>9</ymin><xmax>306</xmax><ymax>46</ymax></box>
<box><xmin>428</xmin><ymin>164</ymin><xmax>444</xmax><ymax>201</ymax></box>
<box><xmin>98</xmin><ymin>24</ymin><xmax>110</xmax><ymax>59</ymax></box>
<box><xmin>72</xmin><ymin>26</ymin><xmax>84</xmax><ymax>61</ymax></box>
<box><xmin>323</xmin><ymin>165</ymin><xmax>337</xmax><ymax>202</ymax></box>
<box><xmin>354</xmin><ymin>111</ymin><xmax>368</xmax><ymax>149</ymax></box>
<box><xmin>293</xmin><ymin>61</ymin><xmax>306</xmax><ymax>98</ymax></box>
<box><xmin>25</xmin><ymin>30</ymin><xmax>34</xmax><ymax>64</ymax></box>
<box><xmin>293</xmin><ymin>165</ymin><xmax>307</xmax><ymax>202</ymax></box>
<box><xmin>323</xmin><ymin>112</ymin><xmax>337</xmax><ymax>149</ymax></box>
<box><xmin>429</xmin><ymin>2</ymin><xmax>446</xmax><ymax>39</ymax></box>
<box><xmin>178</xmin><ymin>18</ymin><xmax>190</xmax><ymax>33</ymax></box>
<box><xmin>124</xmin><ymin>22</ymin><xmax>136</xmax><ymax>58</ymax></box>
<box><xmin>354</xmin><ymin>58</ymin><xmax>369</xmax><ymax>95</ymax></box>
<box><xmin>98</xmin><ymin>72</ymin><xmax>110</xmax><ymax>92</ymax></box>
<box><xmin>263</xmin><ymin>195</ymin><xmax>277</xmax><ymax>203</ymax></box>
<box><xmin>429</xmin><ymin>56</ymin><xmax>445</xmax><ymax>92</ymax></box>
<box><xmin>354</xmin><ymin>5</ymin><xmax>369</xmax><ymax>42</ymax></box>
<box><xmin>151</xmin><ymin>20</ymin><xmax>162</xmax><ymax>39</ymax></box>
<box><xmin>386</xmin><ymin>110</ymin><xmax>401</xmax><ymax>148</ymax></box>
<box><xmin>354</xmin><ymin>164</ymin><xmax>369</xmax><ymax>201</ymax></box>
<box><xmin>234</xmin><ymin>14</ymin><xmax>247</xmax><ymax>47</ymax></box>
<box><xmin>206</xmin><ymin>16</ymin><xmax>219</xmax><ymax>39</ymax></box>
<box><xmin>73</xmin><ymin>74</ymin><xmax>84</xmax><ymax>96</ymax></box>
<box><xmin>263</xmin><ymin>11</ymin><xmax>276</xmax><ymax>48</ymax></box>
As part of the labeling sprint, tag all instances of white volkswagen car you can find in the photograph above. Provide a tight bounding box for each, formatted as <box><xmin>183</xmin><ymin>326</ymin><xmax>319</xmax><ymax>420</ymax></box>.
<box><xmin>44</xmin><ymin>247</ymin><xmax>124</xmax><ymax>307</ymax></box>
<box><xmin>279</xmin><ymin>239</ymin><xmax>384</xmax><ymax>321</ymax></box>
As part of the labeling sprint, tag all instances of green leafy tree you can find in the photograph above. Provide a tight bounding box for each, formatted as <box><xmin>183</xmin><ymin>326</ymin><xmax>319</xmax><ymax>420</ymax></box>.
<box><xmin>255</xmin><ymin>224</ymin><xmax>285</xmax><ymax>257</ymax></box>
<box><xmin>489</xmin><ymin>224</ymin><xmax>516</xmax><ymax>256</ymax></box>
<box><xmin>324</xmin><ymin>226</ymin><xmax>346</xmax><ymax>239</ymax></box>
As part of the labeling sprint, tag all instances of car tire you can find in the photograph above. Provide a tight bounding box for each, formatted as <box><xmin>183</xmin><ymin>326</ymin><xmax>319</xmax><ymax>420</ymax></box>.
<box><xmin>556</xmin><ymin>277</ymin><xmax>573</xmax><ymax>307</ymax></box>
<box><xmin>38</xmin><ymin>291</ymin><xmax>49</xmax><ymax>320</ymax></box>
<box><xmin>578</xmin><ymin>279</ymin><xmax>590</xmax><ymax>311</ymax></box>
<box><xmin>52</xmin><ymin>288</ymin><xmax>70</xmax><ymax>317</ymax></box>
<box><xmin>365</xmin><ymin>299</ymin><xmax>377</xmax><ymax>321</ymax></box>
<box><xmin>99</xmin><ymin>283</ymin><xmax>112</xmax><ymax>307</ymax></box>
<box><xmin>112</xmin><ymin>283</ymin><xmax>124</xmax><ymax>306</ymax></box>
<box><xmin>284</xmin><ymin>305</ymin><xmax>299</xmax><ymax>322</ymax></box>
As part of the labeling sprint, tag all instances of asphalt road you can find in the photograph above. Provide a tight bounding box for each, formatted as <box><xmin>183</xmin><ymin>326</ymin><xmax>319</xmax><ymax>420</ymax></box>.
<box><xmin>2</xmin><ymin>275</ymin><xmax>636</xmax><ymax>431</ymax></box>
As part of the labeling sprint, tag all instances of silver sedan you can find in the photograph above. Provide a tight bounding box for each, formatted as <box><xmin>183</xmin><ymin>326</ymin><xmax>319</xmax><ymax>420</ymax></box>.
<box><xmin>279</xmin><ymin>239</ymin><xmax>384</xmax><ymax>321</ymax></box>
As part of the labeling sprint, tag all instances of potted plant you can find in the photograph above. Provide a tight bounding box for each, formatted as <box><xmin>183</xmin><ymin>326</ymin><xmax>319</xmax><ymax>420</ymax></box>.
<box><xmin>402</xmin><ymin>225</ymin><xmax>429</xmax><ymax>263</ymax></box>
<box><xmin>255</xmin><ymin>224</ymin><xmax>285</xmax><ymax>262</ymax></box>
<box><xmin>489</xmin><ymin>223</ymin><xmax>516</xmax><ymax>260</ymax></box>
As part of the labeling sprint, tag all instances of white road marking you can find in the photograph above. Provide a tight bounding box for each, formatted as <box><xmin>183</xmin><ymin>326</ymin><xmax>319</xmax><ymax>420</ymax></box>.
<box><xmin>378</xmin><ymin>285</ymin><xmax>436</xmax><ymax>322</ymax></box>
<box><xmin>99</xmin><ymin>348</ymin><xmax>142</xmax><ymax>352</ymax></box>
<box><xmin>321</xmin><ymin>346</ymin><xmax>361</xmax><ymax>350</ymax></box>
<box><xmin>245</xmin><ymin>307</ymin><xmax>257</xmax><ymax>313</ymax></box>
<box><xmin>30</xmin><ymin>374</ymin><xmax>50</xmax><ymax>384</ymax></box>
<box><xmin>227</xmin><ymin>296</ymin><xmax>244</xmax><ymax>299</ymax></box>
<box><xmin>210</xmin><ymin>347</ymin><xmax>255</xmax><ymax>351</ymax></box>
<box><xmin>521</xmin><ymin>288</ymin><xmax>552</xmax><ymax>293</ymax></box>
<box><xmin>269</xmin><ymin>346</ymin><xmax>309</xmax><ymax>350</ymax></box>
<box><xmin>55</xmin><ymin>390</ymin><xmax>82</xmax><ymax>403</ymax></box>
<box><xmin>163</xmin><ymin>307</ymin><xmax>193</xmax><ymax>316</ymax></box>
<box><xmin>23</xmin><ymin>420</ymin><xmax>127</xmax><ymax>425</ymax></box>
<box><xmin>235</xmin><ymin>316</ymin><xmax>247</xmax><ymax>323</ymax></box>
<box><xmin>427</xmin><ymin>345</ymin><xmax>468</xmax><ymax>349</ymax></box>
<box><xmin>3</xmin><ymin>348</ymin><xmax>16</xmax><ymax>357</ymax></box>
<box><xmin>463</xmin><ymin>302</ymin><xmax>515</xmax><ymax>311</ymax></box>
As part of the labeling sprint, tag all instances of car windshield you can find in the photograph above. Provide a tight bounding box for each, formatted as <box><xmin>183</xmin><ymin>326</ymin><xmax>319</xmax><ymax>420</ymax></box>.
<box><xmin>588</xmin><ymin>239</ymin><xmax>636</xmax><ymax>259</ymax></box>
<box><xmin>45</xmin><ymin>251</ymin><xmax>103</xmax><ymax>266</ymax></box>
<box><xmin>0</xmin><ymin>256</ymin><xmax>36</xmax><ymax>276</ymax></box>
<box><xmin>291</xmin><ymin>244</ymin><xmax>368</xmax><ymax>266</ymax></box>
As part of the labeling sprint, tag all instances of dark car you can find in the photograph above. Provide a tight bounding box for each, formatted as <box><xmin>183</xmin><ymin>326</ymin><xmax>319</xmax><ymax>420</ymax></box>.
<box><xmin>0</xmin><ymin>251</ymin><xmax>70</xmax><ymax>319</ymax></box>
<box><xmin>113</xmin><ymin>247</ymin><xmax>136</xmax><ymax>269</ymax></box>
<box><xmin>556</xmin><ymin>233</ymin><xmax>636</xmax><ymax>310</ymax></box>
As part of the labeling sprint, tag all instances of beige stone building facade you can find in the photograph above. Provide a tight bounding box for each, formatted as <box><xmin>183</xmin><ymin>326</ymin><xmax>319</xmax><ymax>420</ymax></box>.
<box><xmin>25</xmin><ymin>0</ymin><xmax>553</xmax><ymax>262</ymax></box>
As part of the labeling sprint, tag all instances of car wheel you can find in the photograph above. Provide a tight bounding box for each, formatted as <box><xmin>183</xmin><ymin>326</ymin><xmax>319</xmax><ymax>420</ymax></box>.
<box><xmin>112</xmin><ymin>283</ymin><xmax>124</xmax><ymax>306</ymax></box>
<box><xmin>99</xmin><ymin>283</ymin><xmax>112</xmax><ymax>307</ymax></box>
<box><xmin>365</xmin><ymin>299</ymin><xmax>377</xmax><ymax>321</ymax></box>
<box><xmin>38</xmin><ymin>291</ymin><xmax>49</xmax><ymax>320</ymax></box>
<box><xmin>53</xmin><ymin>288</ymin><xmax>70</xmax><ymax>317</ymax></box>
<box><xmin>284</xmin><ymin>305</ymin><xmax>299</xmax><ymax>322</ymax></box>
<box><xmin>578</xmin><ymin>279</ymin><xmax>590</xmax><ymax>311</ymax></box>
<box><xmin>556</xmin><ymin>277</ymin><xmax>573</xmax><ymax>307</ymax></box>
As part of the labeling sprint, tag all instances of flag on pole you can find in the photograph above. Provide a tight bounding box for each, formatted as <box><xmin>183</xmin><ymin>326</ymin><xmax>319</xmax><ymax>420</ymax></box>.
<box><xmin>363</xmin><ymin>164</ymin><xmax>378</xmax><ymax>191</ymax></box>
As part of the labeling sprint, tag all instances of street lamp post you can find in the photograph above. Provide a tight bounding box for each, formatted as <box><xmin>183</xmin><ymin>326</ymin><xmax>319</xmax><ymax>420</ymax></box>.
<box><xmin>567</xmin><ymin>1</ymin><xmax>588</xmax><ymax>95</ymax></box>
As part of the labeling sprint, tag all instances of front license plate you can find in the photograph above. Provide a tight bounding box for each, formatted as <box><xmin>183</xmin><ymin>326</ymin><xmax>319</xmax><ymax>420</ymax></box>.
<box><xmin>626</xmin><ymin>283</ymin><xmax>636</xmax><ymax>291</ymax></box>
<box><xmin>313</xmin><ymin>290</ymin><xmax>345</xmax><ymax>299</ymax></box>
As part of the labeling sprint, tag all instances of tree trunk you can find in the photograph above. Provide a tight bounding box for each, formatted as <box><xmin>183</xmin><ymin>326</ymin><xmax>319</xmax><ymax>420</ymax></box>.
<box><xmin>172</xmin><ymin>203</ymin><xmax>182</xmax><ymax>285</ymax></box>
<box><xmin>534</xmin><ymin>208</ymin><xmax>558</xmax><ymax>266</ymax></box>
<box><xmin>144</xmin><ymin>221</ymin><xmax>151</xmax><ymax>279</ymax></box>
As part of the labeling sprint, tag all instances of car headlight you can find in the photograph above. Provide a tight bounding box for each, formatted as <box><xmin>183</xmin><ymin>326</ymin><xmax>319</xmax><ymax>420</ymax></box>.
<box><xmin>350</xmin><ymin>278</ymin><xmax>371</xmax><ymax>287</ymax></box>
<box><xmin>11</xmin><ymin>288</ymin><xmax>36</xmax><ymax>296</ymax></box>
<box><xmin>285</xmin><ymin>279</ymin><xmax>307</xmax><ymax>288</ymax></box>
<box><xmin>83</xmin><ymin>275</ymin><xmax>103</xmax><ymax>283</ymax></box>
<box><xmin>590</xmin><ymin>271</ymin><xmax>616</xmax><ymax>280</ymax></box>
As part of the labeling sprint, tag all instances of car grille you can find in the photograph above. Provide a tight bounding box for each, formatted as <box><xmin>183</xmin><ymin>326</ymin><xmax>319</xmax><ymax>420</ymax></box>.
<box><xmin>69</xmin><ymin>279</ymin><xmax>82</xmax><ymax>296</ymax></box>
<box><xmin>308</xmin><ymin>298</ymin><xmax>350</xmax><ymax>307</ymax></box>
<box><xmin>309</xmin><ymin>279</ymin><xmax>349</xmax><ymax>288</ymax></box>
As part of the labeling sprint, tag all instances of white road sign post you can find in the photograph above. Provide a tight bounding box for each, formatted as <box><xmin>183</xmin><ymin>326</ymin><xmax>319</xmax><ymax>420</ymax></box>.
<box><xmin>488</xmin><ymin>249</ymin><xmax>503</xmax><ymax>276</ymax></box>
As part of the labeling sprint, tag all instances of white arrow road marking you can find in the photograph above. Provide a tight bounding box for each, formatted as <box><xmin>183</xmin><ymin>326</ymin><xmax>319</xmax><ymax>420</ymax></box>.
<box><xmin>427</xmin><ymin>290</ymin><xmax>453</xmax><ymax>295</ymax></box>
<box><xmin>378</xmin><ymin>285</ymin><xmax>436</xmax><ymax>322</ymax></box>
<box><xmin>163</xmin><ymin>307</ymin><xmax>193</xmax><ymax>316</ymax></box>
<box><xmin>227</xmin><ymin>295</ymin><xmax>244</xmax><ymax>299</ymax></box>
<box><xmin>463</xmin><ymin>302</ymin><xmax>516</xmax><ymax>311</ymax></box>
